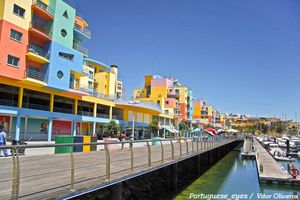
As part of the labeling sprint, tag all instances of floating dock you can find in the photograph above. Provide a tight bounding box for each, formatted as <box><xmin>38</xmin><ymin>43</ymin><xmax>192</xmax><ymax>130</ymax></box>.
<box><xmin>253</xmin><ymin>139</ymin><xmax>300</xmax><ymax>185</ymax></box>
<box><xmin>241</xmin><ymin>137</ymin><xmax>255</xmax><ymax>158</ymax></box>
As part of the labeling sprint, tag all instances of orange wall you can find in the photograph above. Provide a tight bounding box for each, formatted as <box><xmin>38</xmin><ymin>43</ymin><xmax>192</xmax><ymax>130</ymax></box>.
<box><xmin>180</xmin><ymin>103</ymin><xmax>186</xmax><ymax>120</ymax></box>
<box><xmin>0</xmin><ymin>20</ymin><xmax>28</xmax><ymax>80</ymax></box>
<box><xmin>164</xmin><ymin>98</ymin><xmax>177</xmax><ymax>108</ymax></box>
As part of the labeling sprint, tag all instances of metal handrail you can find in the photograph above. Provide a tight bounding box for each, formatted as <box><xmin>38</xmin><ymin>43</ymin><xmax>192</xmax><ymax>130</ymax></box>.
<box><xmin>0</xmin><ymin>99</ymin><xmax>18</xmax><ymax>107</ymax></box>
<box><xmin>22</xmin><ymin>102</ymin><xmax>50</xmax><ymax>111</ymax></box>
<box><xmin>32</xmin><ymin>0</ymin><xmax>54</xmax><ymax>16</ymax></box>
<box><xmin>27</xmin><ymin>43</ymin><xmax>50</xmax><ymax>59</ymax></box>
<box><xmin>73</xmin><ymin>43</ymin><xmax>88</xmax><ymax>55</ymax></box>
<box><xmin>0</xmin><ymin>136</ymin><xmax>238</xmax><ymax>200</ymax></box>
<box><xmin>25</xmin><ymin>69</ymin><xmax>47</xmax><ymax>82</ymax></box>
<box><xmin>74</xmin><ymin>24</ymin><xmax>91</xmax><ymax>38</ymax></box>
<box><xmin>30</xmin><ymin>21</ymin><xmax>51</xmax><ymax>37</ymax></box>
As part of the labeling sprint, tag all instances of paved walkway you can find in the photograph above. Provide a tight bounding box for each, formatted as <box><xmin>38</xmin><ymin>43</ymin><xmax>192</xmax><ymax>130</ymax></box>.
<box><xmin>0</xmin><ymin>139</ymin><xmax>234</xmax><ymax>200</ymax></box>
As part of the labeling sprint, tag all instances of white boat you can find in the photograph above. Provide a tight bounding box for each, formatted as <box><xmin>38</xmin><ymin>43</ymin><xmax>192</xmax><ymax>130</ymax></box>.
<box><xmin>268</xmin><ymin>143</ymin><xmax>279</xmax><ymax>152</ymax></box>
<box><xmin>274</xmin><ymin>156</ymin><xmax>295</xmax><ymax>162</ymax></box>
<box><xmin>276</xmin><ymin>138</ymin><xmax>287</xmax><ymax>148</ymax></box>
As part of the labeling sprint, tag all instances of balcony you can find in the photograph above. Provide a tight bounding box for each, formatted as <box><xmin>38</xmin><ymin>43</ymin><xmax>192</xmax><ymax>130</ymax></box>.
<box><xmin>167</xmin><ymin>90</ymin><xmax>180</xmax><ymax>97</ymax></box>
<box><xmin>25</xmin><ymin>69</ymin><xmax>47</xmax><ymax>82</ymax></box>
<box><xmin>74</xmin><ymin>24</ymin><xmax>91</xmax><ymax>39</ymax></box>
<box><xmin>96</xmin><ymin>113</ymin><xmax>110</xmax><ymax>119</ymax></box>
<box><xmin>93</xmin><ymin>92</ymin><xmax>115</xmax><ymax>101</ymax></box>
<box><xmin>53</xmin><ymin>107</ymin><xmax>73</xmax><ymax>114</ymax></box>
<box><xmin>32</xmin><ymin>0</ymin><xmax>54</xmax><ymax>21</ymax></box>
<box><xmin>73</xmin><ymin>43</ymin><xmax>88</xmax><ymax>55</ymax></box>
<box><xmin>29</xmin><ymin>21</ymin><xmax>52</xmax><ymax>41</ymax></box>
<box><xmin>23</xmin><ymin>102</ymin><xmax>50</xmax><ymax>111</ymax></box>
<box><xmin>27</xmin><ymin>43</ymin><xmax>50</xmax><ymax>63</ymax></box>
<box><xmin>78</xmin><ymin>110</ymin><xmax>93</xmax><ymax>117</ymax></box>
<box><xmin>0</xmin><ymin>99</ymin><xmax>18</xmax><ymax>107</ymax></box>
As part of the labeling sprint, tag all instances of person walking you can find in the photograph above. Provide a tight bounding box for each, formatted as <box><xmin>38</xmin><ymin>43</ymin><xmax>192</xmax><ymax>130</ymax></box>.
<box><xmin>119</xmin><ymin>131</ymin><xmax>127</xmax><ymax>150</ymax></box>
<box><xmin>0</xmin><ymin>126</ymin><xmax>8</xmax><ymax>157</ymax></box>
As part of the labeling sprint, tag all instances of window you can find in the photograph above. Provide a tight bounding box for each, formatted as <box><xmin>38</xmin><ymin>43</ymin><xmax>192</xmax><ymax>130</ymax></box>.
<box><xmin>88</xmin><ymin>81</ymin><xmax>93</xmax><ymax>89</ymax></box>
<box><xmin>63</xmin><ymin>10</ymin><xmax>69</xmax><ymax>19</ymax></box>
<box><xmin>165</xmin><ymin>101</ymin><xmax>169</xmax><ymax>105</ymax></box>
<box><xmin>13</xmin><ymin>4</ymin><xmax>25</xmax><ymax>18</ymax></box>
<box><xmin>61</xmin><ymin>29</ymin><xmax>67</xmax><ymax>37</ymax></box>
<box><xmin>10</xmin><ymin>29</ymin><xmax>22</xmax><ymax>42</ymax></box>
<box><xmin>7</xmin><ymin>55</ymin><xmax>20</xmax><ymax>67</ymax></box>
<box><xmin>88</xmin><ymin>71</ymin><xmax>93</xmax><ymax>79</ymax></box>
<box><xmin>59</xmin><ymin>52</ymin><xmax>74</xmax><ymax>61</ymax></box>
<box><xmin>57</xmin><ymin>71</ymin><xmax>64</xmax><ymax>79</ymax></box>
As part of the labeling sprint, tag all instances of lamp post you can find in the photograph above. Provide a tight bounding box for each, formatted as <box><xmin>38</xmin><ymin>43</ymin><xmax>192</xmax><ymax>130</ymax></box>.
<box><xmin>128</xmin><ymin>100</ymin><xmax>140</xmax><ymax>141</ymax></box>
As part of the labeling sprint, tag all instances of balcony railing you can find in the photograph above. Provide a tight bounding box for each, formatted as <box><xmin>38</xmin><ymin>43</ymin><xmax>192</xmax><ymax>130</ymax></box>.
<box><xmin>27</xmin><ymin>44</ymin><xmax>50</xmax><ymax>60</ymax></box>
<box><xmin>96</xmin><ymin>113</ymin><xmax>110</xmax><ymax>119</ymax></box>
<box><xmin>73</xmin><ymin>43</ymin><xmax>88</xmax><ymax>55</ymax></box>
<box><xmin>23</xmin><ymin>102</ymin><xmax>50</xmax><ymax>111</ymax></box>
<box><xmin>93</xmin><ymin>92</ymin><xmax>115</xmax><ymax>100</ymax></box>
<box><xmin>32</xmin><ymin>0</ymin><xmax>54</xmax><ymax>16</ymax></box>
<box><xmin>30</xmin><ymin>21</ymin><xmax>51</xmax><ymax>38</ymax></box>
<box><xmin>25</xmin><ymin>69</ymin><xmax>47</xmax><ymax>82</ymax></box>
<box><xmin>53</xmin><ymin>107</ymin><xmax>73</xmax><ymax>114</ymax></box>
<box><xmin>74</xmin><ymin>24</ymin><xmax>91</xmax><ymax>38</ymax></box>
<box><xmin>78</xmin><ymin>111</ymin><xmax>93</xmax><ymax>117</ymax></box>
<box><xmin>0</xmin><ymin>99</ymin><xmax>18</xmax><ymax>107</ymax></box>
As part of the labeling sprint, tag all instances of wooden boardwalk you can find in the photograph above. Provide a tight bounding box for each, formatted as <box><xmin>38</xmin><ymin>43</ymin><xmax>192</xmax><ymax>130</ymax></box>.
<box><xmin>0</xmin><ymin>139</ymin><xmax>235</xmax><ymax>200</ymax></box>
<box><xmin>254</xmin><ymin>139</ymin><xmax>300</xmax><ymax>185</ymax></box>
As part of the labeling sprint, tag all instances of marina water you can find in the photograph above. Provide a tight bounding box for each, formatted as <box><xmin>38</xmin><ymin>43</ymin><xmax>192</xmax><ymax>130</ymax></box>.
<box><xmin>175</xmin><ymin>144</ymin><xmax>300</xmax><ymax>200</ymax></box>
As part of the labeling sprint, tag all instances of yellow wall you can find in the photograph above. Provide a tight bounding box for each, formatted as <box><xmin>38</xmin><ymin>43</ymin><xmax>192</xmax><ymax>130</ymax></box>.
<box><xmin>94</xmin><ymin>72</ymin><xmax>107</xmax><ymax>94</ymax></box>
<box><xmin>108</xmin><ymin>73</ymin><xmax>116</xmax><ymax>96</ymax></box>
<box><xmin>193</xmin><ymin>105</ymin><xmax>201</xmax><ymax>117</ymax></box>
<box><xmin>41</xmin><ymin>0</ymin><xmax>49</xmax><ymax>5</ymax></box>
<box><xmin>178</xmin><ymin>87</ymin><xmax>187</xmax><ymax>103</ymax></box>
<box><xmin>0</xmin><ymin>0</ymin><xmax>4</xmax><ymax>19</ymax></box>
<box><xmin>150</xmin><ymin>86</ymin><xmax>168</xmax><ymax>98</ymax></box>
<box><xmin>80</xmin><ymin>65</ymin><xmax>94</xmax><ymax>89</ymax></box>
<box><xmin>2</xmin><ymin>0</ymin><xmax>32</xmax><ymax>29</ymax></box>
<box><xmin>144</xmin><ymin>75</ymin><xmax>153</xmax><ymax>87</ymax></box>
<box><xmin>207</xmin><ymin>106</ymin><xmax>213</xmax><ymax>116</ymax></box>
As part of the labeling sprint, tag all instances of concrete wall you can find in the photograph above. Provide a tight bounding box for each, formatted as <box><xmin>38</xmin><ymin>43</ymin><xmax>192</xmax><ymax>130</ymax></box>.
<box><xmin>74</xmin><ymin>141</ymin><xmax>241</xmax><ymax>200</ymax></box>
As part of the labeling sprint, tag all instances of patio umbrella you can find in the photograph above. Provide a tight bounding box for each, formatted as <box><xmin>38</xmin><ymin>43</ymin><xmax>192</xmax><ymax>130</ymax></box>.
<box><xmin>205</xmin><ymin>127</ymin><xmax>217</xmax><ymax>135</ymax></box>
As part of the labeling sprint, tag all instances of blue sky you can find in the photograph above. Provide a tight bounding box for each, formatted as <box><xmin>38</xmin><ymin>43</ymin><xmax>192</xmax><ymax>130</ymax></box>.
<box><xmin>73</xmin><ymin>0</ymin><xmax>300</xmax><ymax>120</ymax></box>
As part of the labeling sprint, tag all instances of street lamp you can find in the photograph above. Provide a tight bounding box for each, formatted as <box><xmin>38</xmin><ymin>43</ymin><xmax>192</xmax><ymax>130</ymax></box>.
<box><xmin>128</xmin><ymin>100</ymin><xmax>140</xmax><ymax>141</ymax></box>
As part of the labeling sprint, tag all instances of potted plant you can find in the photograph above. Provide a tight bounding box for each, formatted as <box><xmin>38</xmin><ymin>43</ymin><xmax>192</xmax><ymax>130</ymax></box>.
<box><xmin>149</xmin><ymin>120</ymin><xmax>160</xmax><ymax>145</ymax></box>
<box><xmin>179</xmin><ymin>121</ymin><xmax>189</xmax><ymax>143</ymax></box>
<box><xmin>103</xmin><ymin>120</ymin><xmax>122</xmax><ymax>150</ymax></box>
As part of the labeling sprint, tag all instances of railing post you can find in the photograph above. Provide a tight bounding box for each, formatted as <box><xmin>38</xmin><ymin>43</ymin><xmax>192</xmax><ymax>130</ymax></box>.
<box><xmin>192</xmin><ymin>138</ymin><xmax>194</xmax><ymax>153</ymax></box>
<box><xmin>147</xmin><ymin>142</ymin><xmax>151</xmax><ymax>167</ymax></box>
<box><xmin>160</xmin><ymin>141</ymin><xmax>164</xmax><ymax>164</ymax></box>
<box><xmin>179</xmin><ymin>139</ymin><xmax>182</xmax><ymax>157</ymax></box>
<box><xmin>170</xmin><ymin>140</ymin><xmax>175</xmax><ymax>160</ymax></box>
<box><xmin>200</xmin><ymin>138</ymin><xmax>202</xmax><ymax>150</ymax></box>
<box><xmin>130</xmin><ymin>142</ymin><xmax>134</xmax><ymax>173</ymax></box>
<box><xmin>11</xmin><ymin>147</ymin><xmax>20</xmax><ymax>200</ymax></box>
<box><xmin>70</xmin><ymin>152</ymin><xmax>75</xmax><ymax>191</ymax></box>
<box><xmin>104</xmin><ymin>144</ymin><xmax>111</xmax><ymax>181</ymax></box>
<box><xmin>185</xmin><ymin>138</ymin><xmax>189</xmax><ymax>155</ymax></box>
<box><xmin>196</xmin><ymin>137</ymin><xmax>199</xmax><ymax>152</ymax></box>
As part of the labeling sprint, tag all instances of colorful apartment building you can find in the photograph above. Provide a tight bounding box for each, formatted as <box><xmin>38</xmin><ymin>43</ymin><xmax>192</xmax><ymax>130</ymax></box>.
<box><xmin>133</xmin><ymin>75</ymin><xmax>194</xmax><ymax>128</ymax></box>
<box><xmin>0</xmin><ymin>0</ymin><xmax>155</xmax><ymax>141</ymax></box>
<box><xmin>193</xmin><ymin>99</ymin><xmax>225</xmax><ymax>128</ymax></box>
